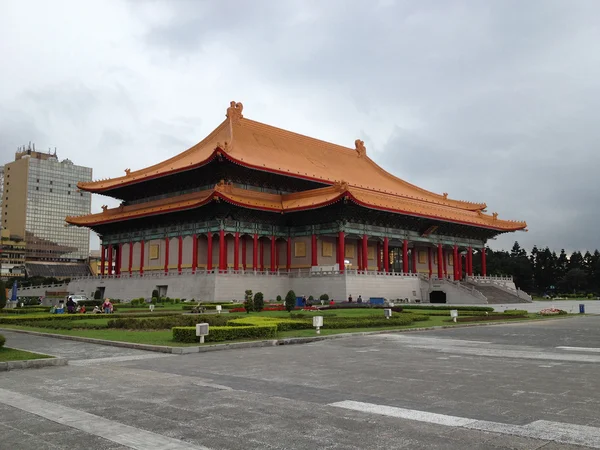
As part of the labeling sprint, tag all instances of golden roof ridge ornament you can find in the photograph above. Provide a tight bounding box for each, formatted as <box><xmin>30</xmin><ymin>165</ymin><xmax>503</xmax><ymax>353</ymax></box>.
<box><xmin>334</xmin><ymin>180</ymin><xmax>349</xmax><ymax>191</ymax></box>
<box><xmin>355</xmin><ymin>139</ymin><xmax>366</xmax><ymax>158</ymax></box>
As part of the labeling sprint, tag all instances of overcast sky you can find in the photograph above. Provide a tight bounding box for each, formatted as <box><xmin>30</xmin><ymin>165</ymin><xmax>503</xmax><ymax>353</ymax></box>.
<box><xmin>1</xmin><ymin>0</ymin><xmax>599</xmax><ymax>254</ymax></box>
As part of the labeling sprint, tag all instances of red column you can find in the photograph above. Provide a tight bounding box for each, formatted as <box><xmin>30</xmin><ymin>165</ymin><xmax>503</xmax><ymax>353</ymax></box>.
<box><xmin>453</xmin><ymin>245</ymin><xmax>458</xmax><ymax>280</ymax></box>
<box><xmin>428</xmin><ymin>247</ymin><xmax>433</xmax><ymax>277</ymax></box>
<box><xmin>177</xmin><ymin>236</ymin><xmax>183</xmax><ymax>274</ymax></box>
<box><xmin>402</xmin><ymin>240</ymin><xmax>408</xmax><ymax>274</ymax></box>
<box><xmin>260</xmin><ymin>239</ymin><xmax>265</xmax><ymax>271</ymax></box>
<box><xmin>311</xmin><ymin>234</ymin><xmax>318</xmax><ymax>267</ymax></box>
<box><xmin>270</xmin><ymin>236</ymin><xmax>276</xmax><ymax>272</ymax></box>
<box><xmin>192</xmin><ymin>235</ymin><xmax>198</xmax><ymax>273</ymax></box>
<box><xmin>139</xmin><ymin>240</ymin><xmax>145</xmax><ymax>276</ymax></box>
<box><xmin>252</xmin><ymin>234</ymin><xmax>258</xmax><ymax>270</ymax></box>
<box><xmin>443</xmin><ymin>249</ymin><xmax>448</xmax><ymax>278</ymax></box>
<box><xmin>128</xmin><ymin>242</ymin><xmax>133</xmax><ymax>276</ymax></box>
<box><xmin>377</xmin><ymin>242</ymin><xmax>382</xmax><ymax>271</ymax></box>
<box><xmin>107</xmin><ymin>244</ymin><xmax>113</xmax><ymax>276</ymax></box>
<box><xmin>411</xmin><ymin>248</ymin><xmax>417</xmax><ymax>274</ymax></box>
<box><xmin>164</xmin><ymin>238</ymin><xmax>169</xmax><ymax>274</ymax></box>
<box><xmin>242</xmin><ymin>236</ymin><xmax>247</xmax><ymax>270</ymax></box>
<box><xmin>362</xmin><ymin>235</ymin><xmax>368</xmax><ymax>271</ymax></box>
<box><xmin>207</xmin><ymin>232</ymin><xmax>213</xmax><ymax>271</ymax></box>
<box><xmin>338</xmin><ymin>231</ymin><xmax>345</xmax><ymax>273</ymax></box>
<box><xmin>219</xmin><ymin>230</ymin><xmax>226</xmax><ymax>271</ymax></box>
<box><xmin>286</xmin><ymin>237</ymin><xmax>291</xmax><ymax>271</ymax></box>
<box><xmin>437</xmin><ymin>244</ymin><xmax>443</xmax><ymax>279</ymax></box>
<box><xmin>481</xmin><ymin>247</ymin><xmax>487</xmax><ymax>277</ymax></box>
<box><xmin>383</xmin><ymin>237</ymin><xmax>389</xmax><ymax>272</ymax></box>
<box><xmin>116</xmin><ymin>243</ymin><xmax>122</xmax><ymax>276</ymax></box>
<box><xmin>100</xmin><ymin>245</ymin><xmax>105</xmax><ymax>277</ymax></box>
<box><xmin>234</xmin><ymin>232</ymin><xmax>240</xmax><ymax>271</ymax></box>
<box><xmin>357</xmin><ymin>239</ymin><xmax>363</xmax><ymax>270</ymax></box>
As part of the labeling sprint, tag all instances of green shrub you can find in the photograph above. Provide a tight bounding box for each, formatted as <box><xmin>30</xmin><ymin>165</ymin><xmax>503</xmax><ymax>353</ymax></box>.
<box><xmin>0</xmin><ymin>308</ymin><xmax>49</xmax><ymax>315</ymax></box>
<box><xmin>253</xmin><ymin>292</ymin><xmax>264</xmax><ymax>312</ymax></box>
<box><xmin>504</xmin><ymin>309</ymin><xmax>528</xmax><ymax>316</ymax></box>
<box><xmin>308</xmin><ymin>295</ymin><xmax>314</xmax><ymax>302</ymax></box>
<box><xmin>78</xmin><ymin>300</ymin><xmax>103</xmax><ymax>307</ymax></box>
<box><xmin>0</xmin><ymin>334</ymin><xmax>5</xmax><ymax>347</ymax></box>
<box><xmin>402</xmin><ymin>305</ymin><xmax>494</xmax><ymax>312</ymax></box>
<box><xmin>152</xmin><ymin>289</ymin><xmax>159</xmax><ymax>299</ymax></box>
<box><xmin>285</xmin><ymin>290</ymin><xmax>296</xmax><ymax>313</ymax></box>
<box><xmin>276</xmin><ymin>295</ymin><xmax>282</xmax><ymax>302</ymax></box>
<box><xmin>244</xmin><ymin>290</ymin><xmax>254</xmax><ymax>313</ymax></box>
<box><xmin>228</xmin><ymin>316</ymin><xmax>311</xmax><ymax>331</ymax></box>
<box><xmin>172</xmin><ymin>325</ymin><xmax>277</xmax><ymax>343</ymax></box>
<box><xmin>319</xmin><ymin>294</ymin><xmax>329</xmax><ymax>302</ymax></box>
<box><xmin>108</xmin><ymin>314</ymin><xmax>229</xmax><ymax>330</ymax></box>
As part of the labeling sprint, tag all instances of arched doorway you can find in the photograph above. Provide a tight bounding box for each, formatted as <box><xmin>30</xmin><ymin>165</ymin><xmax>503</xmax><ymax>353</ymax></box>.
<box><xmin>429</xmin><ymin>290</ymin><xmax>447</xmax><ymax>303</ymax></box>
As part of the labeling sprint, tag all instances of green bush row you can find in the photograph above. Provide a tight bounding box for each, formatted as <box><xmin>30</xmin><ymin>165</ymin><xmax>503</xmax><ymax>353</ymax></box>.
<box><xmin>108</xmin><ymin>314</ymin><xmax>229</xmax><ymax>330</ymax></box>
<box><xmin>181</xmin><ymin>304</ymin><xmax>237</xmax><ymax>310</ymax></box>
<box><xmin>402</xmin><ymin>305</ymin><xmax>494</xmax><ymax>312</ymax></box>
<box><xmin>11</xmin><ymin>320</ymin><xmax>108</xmax><ymax>330</ymax></box>
<box><xmin>0</xmin><ymin>312</ymin><xmax>180</xmax><ymax>325</ymax></box>
<box><xmin>172</xmin><ymin>325</ymin><xmax>277</xmax><ymax>343</ymax></box>
<box><xmin>504</xmin><ymin>310</ymin><xmax>528</xmax><ymax>315</ymax></box>
<box><xmin>1</xmin><ymin>308</ymin><xmax>50</xmax><ymax>315</ymax></box>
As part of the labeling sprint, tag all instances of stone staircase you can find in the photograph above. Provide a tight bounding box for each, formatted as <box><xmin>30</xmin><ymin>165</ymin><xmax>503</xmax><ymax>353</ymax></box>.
<box><xmin>464</xmin><ymin>282</ymin><xmax>531</xmax><ymax>304</ymax></box>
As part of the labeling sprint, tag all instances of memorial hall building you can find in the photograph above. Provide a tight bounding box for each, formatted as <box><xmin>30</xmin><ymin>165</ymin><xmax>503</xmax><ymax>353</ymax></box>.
<box><xmin>64</xmin><ymin>102</ymin><xmax>528</xmax><ymax>304</ymax></box>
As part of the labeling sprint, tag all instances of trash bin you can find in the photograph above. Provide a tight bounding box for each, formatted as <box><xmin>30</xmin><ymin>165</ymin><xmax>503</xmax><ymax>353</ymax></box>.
<box><xmin>579</xmin><ymin>304</ymin><xmax>585</xmax><ymax>314</ymax></box>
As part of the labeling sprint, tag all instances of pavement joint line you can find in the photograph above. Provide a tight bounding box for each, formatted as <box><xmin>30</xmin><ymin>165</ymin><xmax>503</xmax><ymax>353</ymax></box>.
<box><xmin>0</xmin><ymin>387</ymin><xmax>210</xmax><ymax>450</ymax></box>
<box><xmin>0</xmin><ymin>316</ymin><xmax>581</xmax><ymax>357</ymax></box>
<box><xmin>329</xmin><ymin>400</ymin><xmax>600</xmax><ymax>448</ymax></box>
<box><xmin>556</xmin><ymin>346</ymin><xmax>600</xmax><ymax>353</ymax></box>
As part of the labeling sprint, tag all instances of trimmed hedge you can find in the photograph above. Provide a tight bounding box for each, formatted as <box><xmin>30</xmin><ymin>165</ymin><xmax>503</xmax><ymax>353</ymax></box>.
<box><xmin>1</xmin><ymin>308</ymin><xmax>50</xmax><ymax>315</ymax></box>
<box><xmin>0</xmin><ymin>334</ymin><xmax>5</xmax><ymax>348</ymax></box>
<box><xmin>172</xmin><ymin>325</ymin><xmax>277</xmax><ymax>343</ymax></box>
<box><xmin>504</xmin><ymin>309</ymin><xmax>528</xmax><ymax>315</ymax></box>
<box><xmin>0</xmin><ymin>312</ymin><xmax>180</xmax><ymax>325</ymax></box>
<box><xmin>107</xmin><ymin>314</ymin><xmax>229</xmax><ymax>330</ymax></box>
<box><xmin>228</xmin><ymin>317</ymin><xmax>312</xmax><ymax>331</ymax></box>
<box><xmin>402</xmin><ymin>305</ymin><xmax>494</xmax><ymax>312</ymax></box>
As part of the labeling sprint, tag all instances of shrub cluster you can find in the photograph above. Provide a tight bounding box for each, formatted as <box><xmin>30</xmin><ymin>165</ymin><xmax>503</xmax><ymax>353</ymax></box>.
<box><xmin>402</xmin><ymin>305</ymin><xmax>494</xmax><ymax>312</ymax></box>
<box><xmin>107</xmin><ymin>314</ymin><xmax>229</xmax><ymax>330</ymax></box>
<box><xmin>0</xmin><ymin>333</ymin><xmax>5</xmax><ymax>348</ymax></box>
<box><xmin>503</xmin><ymin>309</ymin><xmax>528</xmax><ymax>316</ymax></box>
<box><xmin>0</xmin><ymin>307</ymin><xmax>49</xmax><ymax>315</ymax></box>
<box><xmin>172</xmin><ymin>324</ymin><xmax>277</xmax><ymax>343</ymax></box>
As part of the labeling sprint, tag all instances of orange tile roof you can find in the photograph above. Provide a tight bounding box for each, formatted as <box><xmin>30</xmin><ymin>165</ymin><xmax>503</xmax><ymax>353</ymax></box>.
<box><xmin>67</xmin><ymin>182</ymin><xmax>526</xmax><ymax>231</ymax></box>
<box><xmin>78</xmin><ymin>101</ymin><xmax>487</xmax><ymax>211</ymax></box>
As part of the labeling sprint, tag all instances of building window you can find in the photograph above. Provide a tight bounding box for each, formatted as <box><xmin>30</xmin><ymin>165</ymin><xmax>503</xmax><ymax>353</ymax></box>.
<box><xmin>68</xmin><ymin>183</ymin><xmax>71</xmax><ymax>187</ymax></box>
<box><xmin>50</xmin><ymin>180</ymin><xmax>53</xmax><ymax>185</ymax></box>
<box><xmin>36</xmin><ymin>187</ymin><xmax>39</xmax><ymax>191</ymax></box>
<box><xmin>49</xmin><ymin>188</ymin><xmax>53</xmax><ymax>193</ymax></box>
<box><xmin>37</xmin><ymin>179</ymin><xmax>39</xmax><ymax>182</ymax></box>
<box><xmin>67</xmin><ymin>191</ymin><xmax>70</xmax><ymax>195</ymax></box>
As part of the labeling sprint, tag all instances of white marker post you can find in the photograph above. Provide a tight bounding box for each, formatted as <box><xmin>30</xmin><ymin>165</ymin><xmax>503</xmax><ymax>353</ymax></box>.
<box><xmin>216</xmin><ymin>305</ymin><xmax>222</xmax><ymax>314</ymax></box>
<box><xmin>196</xmin><ymin>323</ymin><xmax>209</xmax><ymax>343</ymax></box>
<box><xmin>313</xmin><ymin>316</ymin><xmax>323</xmax><ymax>334</ymax></box>
<box><xmin>450</xmin><ymin>310</ymin><xmax>458</xmax><ymax>323</ymax></box>
<box><xmin>384</xmin><ymin>308</ymin><xmax>392</xmax><ymax>320</ymax></box>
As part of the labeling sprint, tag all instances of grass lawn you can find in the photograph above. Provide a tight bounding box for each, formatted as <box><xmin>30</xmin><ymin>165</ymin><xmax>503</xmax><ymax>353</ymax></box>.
<box><xmin>0</xmin><ymin>347</ymin><xmax>53</xmax><ymax>361</ymax></box>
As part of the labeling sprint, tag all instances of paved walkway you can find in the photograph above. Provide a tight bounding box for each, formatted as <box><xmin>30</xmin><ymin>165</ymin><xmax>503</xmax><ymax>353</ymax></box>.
<box><xmin>462</xmin><ymin>299</ymin><xmax>600</xmax><ymax>314</ymax></box>
<box><xmin>0</xmin><ymin>316</ymin><xmax>599</xmax><ymax>448</ymax></box>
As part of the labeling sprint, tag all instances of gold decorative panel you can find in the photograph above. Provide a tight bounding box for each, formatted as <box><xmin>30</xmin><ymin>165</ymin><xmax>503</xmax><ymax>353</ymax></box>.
<box><xmin>294</xmin><ymin>242</ymin><xmax>306</xmax><ymax>258</ymax></box>
<box><xmin>448</xmin><ymin>254</ymin><xmax>454</xmax><ymax>266</ymax></box>
<box><xmin>322</xmin><ymin>241</ymin><xmax>333</xmax><ymax>257</ymax></box>
<box><xmin>367</xmin><ymin>247</ymin><xmax>375</xmax><ymax>260</ymax></box>
<box><xmin>149</xmin><ymin>244</ymin><xmax>160</xmax><ymax>260</ymax></box>
<box><xmin>345</xmin><ymin>244</ymin><xmax>355</xmax><ymax>258</ymax></box>
<box><xmin>418</xmin><ymin>251</ymin><xmax>427</xmax><ymax>264</ymax></box>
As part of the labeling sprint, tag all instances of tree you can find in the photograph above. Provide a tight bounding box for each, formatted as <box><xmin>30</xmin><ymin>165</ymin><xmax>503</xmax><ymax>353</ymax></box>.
<box><xmin>276</xmin><ymin>295</ymin><xmax>282</xmax><ymax>303</ymax></box>
<box><xmin>244</xmin><ymin>289</ymin><xmax>254</xmax><ymax>314</ymax></box>
<box><xmin>0</xmin><ymin>280</ymin><xmax>6</xmax><ymax>310</ymax></box>
<box><xmin>285</xmin><ymin>290</ymin><xmax>296</xmax><ymax>313</ymax></box>
<box><xmin>253</xmin><ymin>292</ymin><xmax>264</xmax><ymax>312</ymax></box>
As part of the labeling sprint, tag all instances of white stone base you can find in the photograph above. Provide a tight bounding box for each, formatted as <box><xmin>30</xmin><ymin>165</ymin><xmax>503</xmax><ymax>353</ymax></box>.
<box><xmin>59</xmin><ymin>272</ymin><xmax>487</xmax><ymax>304</ymax></box>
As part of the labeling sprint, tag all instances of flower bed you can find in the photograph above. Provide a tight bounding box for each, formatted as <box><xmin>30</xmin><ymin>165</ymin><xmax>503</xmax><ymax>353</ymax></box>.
<box><xmin>539</xmin><ymin>308</ymin><xmax>567</xmax><ymax>316</ymax></box>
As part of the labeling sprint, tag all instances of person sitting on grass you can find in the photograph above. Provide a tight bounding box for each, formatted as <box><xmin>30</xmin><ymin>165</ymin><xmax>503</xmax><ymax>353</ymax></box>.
<box><xmin>80</xmin><ymin>305</ymin><xmax>86</xmax><ymax>314</ymax></box>
<box><xmin>102</xmin><ymin>299</ymin><xmax>112</xmax><ymax>314</ymax></box>
<box><xmin>92</xmin><ymin>305</ymin><xmax>102</xmax><ymax>314</ymax></box>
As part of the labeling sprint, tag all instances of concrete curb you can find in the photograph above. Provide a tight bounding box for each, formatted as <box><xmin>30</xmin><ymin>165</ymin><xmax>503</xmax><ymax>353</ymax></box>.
<box><xmin>0</xmin><ymin>354</ymin><xmax>68</xmax><ymax>372</ymax></box>
<box><xmin>1</xmin><ymin>316</ymin><xmax>580</xmax><ymax>356</ymax></box>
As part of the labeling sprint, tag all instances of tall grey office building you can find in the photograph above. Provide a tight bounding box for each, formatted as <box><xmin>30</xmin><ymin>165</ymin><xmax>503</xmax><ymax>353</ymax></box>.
<box><xmin>2</xmin><ymin>145</ymin><xmax>92</xmax><ymax>277</ymax></box>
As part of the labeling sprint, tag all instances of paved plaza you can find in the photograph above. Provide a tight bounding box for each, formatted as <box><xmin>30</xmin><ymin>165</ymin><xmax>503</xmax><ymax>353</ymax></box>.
<box><xmin>1</xmin><ymin>315</ymin><xmax>600</xmax><ymax>449</ymax></box>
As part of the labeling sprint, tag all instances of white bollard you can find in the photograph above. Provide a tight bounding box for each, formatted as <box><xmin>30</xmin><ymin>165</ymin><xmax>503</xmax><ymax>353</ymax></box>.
<box><xmin>313</xmin><ymin>316</ymin><xmax>323</xmax><ymax>334</ymax></box>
